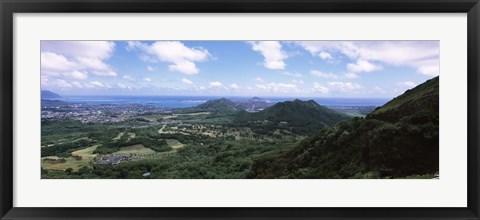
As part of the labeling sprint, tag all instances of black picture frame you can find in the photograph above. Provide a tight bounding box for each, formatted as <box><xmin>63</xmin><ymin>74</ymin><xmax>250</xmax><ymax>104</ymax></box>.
<box><xmin>1</xmin><ymin>0</ymin><xmax>479</xmax><ymax>219</ymax></box>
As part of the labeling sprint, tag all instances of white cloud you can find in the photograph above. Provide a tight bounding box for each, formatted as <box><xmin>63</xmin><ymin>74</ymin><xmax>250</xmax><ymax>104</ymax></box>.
<box><xmin>41</xmin><ymin>41</ymin><xmax>117</xmax><ymax>77</ymax></box>
<box><xmin>292</xmin><ymin>79</ymin><xmax>304</xmax><ymax>84</ymax></box>
<box><xmin>327</xmin><ymin>81</ymin><xmax>363</xmax><ymax>92</ymax></box>
<box><xmin>369</xmin><ymin>86</ymin><xmax>386</xmax><ymax>94</ymax></box>
<box><xmin>117</xmin><ymin>83</ymin><xmax>128</xmax><ymax>89</ymax></box>
<box><xmin>230</xmin><ymin>83</ymin><xmax>240</xmax><ymax>89</ymax></box>
<box><xmin>92</xmin><ymin>70</ymin><xmax>117</xmax><ymax>77</ymax></box>
<box><xmin>144</xmin><ymin>77</ymin><xmax>152</xmax><ymax>82</ymax></box>
<box><xmin>249</xmin><ymin>41</ymin><xmax>287</xmax><ymax>70</ymax></box>
<box><xmin>256</xmin><ymin>82</ymin><xmax>297</xmax><ymax>93</ymax></box>
<box><xmin>313</xmin><ymin>83</ymin><xmax>329</xmax><ymax>94</ymax></box>
<box><xmin>43</xmin><ymin>41</ymin><xmax>115</xmax><ymax>60</ymax></box>
<box><xmin>347</xmin><ymin>59</ymin><xmax>382</xmax><ymax>73</ymax></box>
<box><xmin>209</xmin><ymin>81</ymin><xmax>223</xmax><ymax>87</ymax></box>
<box><xmin>117</xmin><ymin>83</ymin><xmax>134</xmax><ymax>90</ymax></box>
<box><xmin>56</xmin><ymin>79</ymin><xmax>73</xmax><ymax>88</ymax></box>
<box><xmin>344</xmin><ymin>72</ymin><xmax>358</xmax><ymax>79</ymax></box>
<box><xmin>68</xmin><ymin>71</ymin><xmax>88</xmax><ymax>80</ymax></box>
<box><xmin>90</xmin><ymin>81</ymin><xmax>105</xmax><ymax>88</ymax></box>
<box><xmin>41</xmin><ymin>52</ymin><xmax>78</xmax><ymax>72</ymax></box>
<box><xmin>296</xmin><ymin>41</ymin><xmax>367</xmax><ymax>60</ymax></box>
<box><xmin>41</xmin><ymin>76</ymin><xmax>49</xmax><ymax>86</ymax></box>
<box><xmin>295</xmin><ymin>41</ymin><xmax>439</xmax><ymax>76</ymax></box>
<box><xmin>398</xmin><ymin>81</ymin><xmax>417</xmax><ymax>88</ymax></box>
<box><xmin>310</xmin><ymin>70</ymin><xmax>339</xmax><ymax>79</ymax></box>
<box><xmin>282</xmin><ymin>71</ymin><xmax>302</xmax><ymax>78</ymax></box>
<box><xmin>168</xmin><ymin>61</ymin><xmax>199</xmax><ymax>74</ymax></box>
<box><xmin>53</xmin><ymin>79</ymin><xmax>101</xmax><ymax>90</ymax></box>
<box><xmin>71</xmin><ymin>81</ymin><xmax>84</xmax><ymax>88</ymax></box>
<box><xmin>417</xmin><ymin>66</ymin><xmax>438</xmax><ymax>76</ymax></box>
<box><xmin>126</xmin><ymin>41</ymin><xmax>143</xmax><ymax>51</ymax></box>
<box><xmin>123</xmin><ymin>75</ymin><xmax>136</xmax><ymax>81</ymax></box>
<box><xmin>127</xmin><ymin>41</ymin><xmax>210</xmax><ymax>75</ymax></box>
<box><xmin>295</xmin><ymin>41</ymin><xmax>336</xmax><ymax>56</ymax></box>
<box><xmin>182</xmin><ymin>78</ymin><xmax>193</xmax><ymax>85</ymax></box>
<box><xmin>415</xmin><ymin>58</ymin><xmax>439</xmax><ymax>76</ymax></box>
<box><xmin>319</xmin><ymin>51</ymin><xmax>332</xmax><ymax>60</ymax></box>
<box><xmin>139</xmin><ymin>54</ymin><xmax>157</xmax><ymax>63</ymax></box>
<box><xmin>147</xmin><ymin>65</ymin><xmax>155</xmax><ymax>72</ymax></box>
<box><xmin>76</xmin><ymin>57</ymin><xmax>110</xmax><ymax>71</ymax></box>
<box><xmin>312</xmin><ymin>80</ymin><xmax>370</xmax><ymax>95</ymax></box>
<box><xmin>255</xmin><ymin>77</ymin><xmax>264</xmax><ymax>83</ymax></box>
<box><xmin>43</xmin><ymin>69</ymin><xmax>89</xmax><ymax>80</ymax></box>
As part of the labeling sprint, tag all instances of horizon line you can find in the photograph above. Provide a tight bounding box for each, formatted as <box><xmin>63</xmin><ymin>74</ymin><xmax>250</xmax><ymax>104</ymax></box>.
<box><xmin>42</xmin><ymin>94</ymin><xmax>393</xmax><ymax>99</ymax></box>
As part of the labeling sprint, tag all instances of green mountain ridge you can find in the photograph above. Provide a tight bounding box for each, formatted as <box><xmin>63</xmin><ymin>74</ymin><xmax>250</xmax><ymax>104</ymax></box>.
<box><xmin>197</xmin><ymin>98</ymin><xmax>243</xmax><ymax>113</ymax></box>
<box><xmin>235</xmin><ymin>99</ymin><xmax>350</xmax><ymax>135</ymax></box>
<box><xmin>251</xmin><ymin>76</ymin><xmax>439</xmax><ymax>179</ymax></box>
<box><xmin>181</xmin><ymin>97</ymin><xmax>244</xmax><ymax>115</ymax></box>
<box><xmin>182</xmin><ymin>97</ymin><xmax>351</xmax><ymax>135</ymax></box>
<box><xmin>368</xmin><ymin>77</ymin><xmax>439</xmax><ymax>122</ymax></box>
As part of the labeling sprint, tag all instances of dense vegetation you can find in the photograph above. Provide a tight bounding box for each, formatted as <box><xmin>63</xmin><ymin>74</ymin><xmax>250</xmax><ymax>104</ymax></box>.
<box><xmin>93</xmin><ymin>134</ymin><xmax>171</xmax><ymax>154</ymax></box>
<box><xmin>182</xmin><ymin>98</ymin><xmax>244</xmax><ymax>115</ymax></box>
<box><xmin>41</xmin><ymin>138</ymin><xmax>93</xmax><ymax>157</ymax></box>
<box><xmin>41</xmin><ymin>77</ymin><xmax>439</xmax><ymax>179</ymax></box>
<box><xmin>42</xmin><ymin>138</ymin><xmax>296</xmax><ymax>179</ymax></box>
<box><xmin>251</xmin><ymin>77</ymin><xmax>439</xmax><ymax>178</ymax></box>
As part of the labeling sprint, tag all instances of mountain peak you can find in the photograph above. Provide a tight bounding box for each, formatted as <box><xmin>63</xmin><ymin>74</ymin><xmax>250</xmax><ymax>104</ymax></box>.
<box><xmin>252</xmin><ymin>76</ymin><xmax>440</xmax><ymax>179</ymax></box>
<box><xmin>236</xmin><ymin>99</ymin><xmax>350</xmax><ymax>134</ymax></box>
<box><xmin>368</xmin><ymin>76</ymin><xmax>439</xmax><ymax>122</ymax></box>
<box><xmin>195</xmin><ymin>98</ymin><xmax>243</xmax><ymax>114</ymax></box>
<box><xmin>41</xmin><ymin>90</ymin><xmax>62</xmax><ymax>98</ymax></box>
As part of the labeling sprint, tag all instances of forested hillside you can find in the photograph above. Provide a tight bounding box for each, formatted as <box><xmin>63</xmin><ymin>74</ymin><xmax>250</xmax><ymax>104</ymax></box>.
<box><xmin>251</xmin><ymin>77</ymin><xmax>439</xmax><ymax>179</ymax></box>
<box><xmin>235</xmin><ymin>99</ymin><xmax>350</xmax><ymax>135</ymax></box>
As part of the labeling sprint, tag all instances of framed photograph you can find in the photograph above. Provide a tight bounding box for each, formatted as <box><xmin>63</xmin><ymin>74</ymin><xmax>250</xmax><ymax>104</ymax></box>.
<box><xmin>1</xmin><ymin>0</ymin><xmax>479</xmax><ymax>219</ymax></box>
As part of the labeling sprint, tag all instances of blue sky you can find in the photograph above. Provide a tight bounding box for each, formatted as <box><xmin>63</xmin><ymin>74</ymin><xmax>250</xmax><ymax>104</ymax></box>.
<box><xmin>41</xmin><ymin>40</ymin><xmax>439</xmax><ymax>98</ymax></box>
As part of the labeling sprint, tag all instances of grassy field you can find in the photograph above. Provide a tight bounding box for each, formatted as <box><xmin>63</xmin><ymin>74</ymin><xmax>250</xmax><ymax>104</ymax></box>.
<box><xmin>41</xmin><ymin>145</ymin><xmax>98</xmax><ymax>171</ymax></box>
<box><xmin>41</xmin><ymin>110</ymin><xmax>302</xmax><ymax>175</ymax></box>
<box><xmin>113</xmin><ymin>132</ymin><xmax>124</xmax><ymax>140</ymax></box>
<box><xmin>113</xmin><ymin>140</ymin><xmax>184</xmax><ymax>161</ymax></box>
<box><xmin>71</xmin><ymin>145</ymin><xmax>98</xmax><ymax>158</ymax></box>
<box><xmin>115</xmin><ymin>144</ymin><xmax>156</xmax><ymax>155</ymax></box>
<box><xmin>127</xmin><ymin>132</ymin><xmax>136</xmax><ymax>141</ymax></box>
<box><xmin>166</xmin><ymin>139</ymin><xmax>184</xmax><ymax>149</ymax></box>
<box><xmin>42</xmin><ymin>140</ymin><xmax>183</xmax><ymax>172</ymax></box>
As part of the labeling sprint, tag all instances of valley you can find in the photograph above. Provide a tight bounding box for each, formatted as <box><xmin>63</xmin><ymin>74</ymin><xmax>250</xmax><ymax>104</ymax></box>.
<box><xmin>41</xmin><ymin>77</ymin><xmax>439</xmax><ymax>179</ymax></box>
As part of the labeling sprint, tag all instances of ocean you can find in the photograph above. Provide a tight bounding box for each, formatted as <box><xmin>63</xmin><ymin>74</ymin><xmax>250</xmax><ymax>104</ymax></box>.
<box><xmin>50</xmin><ymin>96</ymin><xmax>390</xmax><ymax>108</ymax></box>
